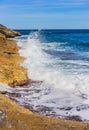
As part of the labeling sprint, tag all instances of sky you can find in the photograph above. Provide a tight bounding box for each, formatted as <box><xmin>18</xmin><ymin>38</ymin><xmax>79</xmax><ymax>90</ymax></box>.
<box><xmin>0</xmin><ymin>0</ymin><xmax>89</xmax><ymax>29</ymax></box>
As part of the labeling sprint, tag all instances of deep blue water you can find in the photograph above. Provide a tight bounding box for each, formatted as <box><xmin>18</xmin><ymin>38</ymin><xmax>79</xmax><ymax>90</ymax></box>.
<box><xmin>15</xmin><ymin>29</ymin><xmax>89</xmax><ymax>73</ymax></box>
<box><xmin>16</xmin><ymin>29</ymin><xmax>89</xmax><ymax>52</ymax></box>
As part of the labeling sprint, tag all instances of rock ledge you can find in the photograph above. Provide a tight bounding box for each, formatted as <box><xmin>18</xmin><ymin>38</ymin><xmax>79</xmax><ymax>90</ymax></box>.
<box><xmin>0</xmin><ymin>24</ymin><xmax>29</xmax><ymax>87</ymax></box>
<box><xmin>0</xmin><ymin>24</ymin><xmax>21</xmax><ymax>38</ymax></box>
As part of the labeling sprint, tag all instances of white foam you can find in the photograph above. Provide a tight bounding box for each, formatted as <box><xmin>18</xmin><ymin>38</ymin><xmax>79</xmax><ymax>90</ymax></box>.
<box><xmin>0</xmin><ymin>83</ymin><xmax>13</xmax><ymax>92</ymax></box>
<box><xmin>16</xmin><ymin>32</ymin><xmax>89</xmax><ymax>121</ymax></box>
<box><xmin>17</xmin><ymin>32</ymin><xmax>75</xmax><ymax>90</ymax></box>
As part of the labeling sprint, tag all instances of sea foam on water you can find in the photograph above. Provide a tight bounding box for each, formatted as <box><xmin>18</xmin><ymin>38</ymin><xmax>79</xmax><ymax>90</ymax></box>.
<box><xmin>2</xmin><ymin>31</ymin><xmax>89</xmax><ymax>121</ymax></box>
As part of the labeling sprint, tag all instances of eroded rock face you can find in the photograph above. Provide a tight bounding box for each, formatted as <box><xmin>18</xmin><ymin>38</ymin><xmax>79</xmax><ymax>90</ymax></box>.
<box><xmin>0</xmin><ymin>39</ymin><xmax>29</xmax><ymax>86</ymax></box>
<box><xmin>0</xmin><ymin>33</ymin><xmax>6</xmax><ymax>42</ymax></box>
<box><xmin>0</xmin><ymin>24</ymin><xmax>21</xmax><ymax>38</ymax></box>
<box><xmin>0</xmin><ymin>24</ymin><xmax>29</xmax><ymax>87</ymax></box>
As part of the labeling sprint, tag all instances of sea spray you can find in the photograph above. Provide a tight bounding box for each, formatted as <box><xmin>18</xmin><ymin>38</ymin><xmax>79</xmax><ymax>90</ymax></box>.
<box><xmin>18</xmin><ymin>32</ymin><xmax>75</xmax><ymax>90</ymax></box>
<box><xmin>6</xmin><ymin>30</ymin><xmax>89</xmax><ymax>121</ymax></box>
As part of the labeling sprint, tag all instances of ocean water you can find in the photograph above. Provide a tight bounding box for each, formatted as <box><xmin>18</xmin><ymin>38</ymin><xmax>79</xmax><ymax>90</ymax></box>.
<box><xmin>1</xmin><ymin>29</ymin><xmax>89</xmax><ymax>121</ymax></box>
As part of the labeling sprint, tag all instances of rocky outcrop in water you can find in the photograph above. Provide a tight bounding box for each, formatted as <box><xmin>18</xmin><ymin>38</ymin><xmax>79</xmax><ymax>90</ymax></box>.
<box><xmin>0</xmin><ymin>24</ymin><xmax>21</xmax><ymax>38</ymax></box>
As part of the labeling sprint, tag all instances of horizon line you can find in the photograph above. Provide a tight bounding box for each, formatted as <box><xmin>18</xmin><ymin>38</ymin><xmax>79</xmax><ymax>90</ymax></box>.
<box><xmin>14</xmin><ymin>28</ymin><xmax>89</xmax><ymax>30</ymax></box>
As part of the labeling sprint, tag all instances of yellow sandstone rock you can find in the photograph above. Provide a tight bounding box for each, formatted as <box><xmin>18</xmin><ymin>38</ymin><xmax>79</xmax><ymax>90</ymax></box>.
<box><xmin>0</xmin><ymin>38</ymin><xmax>29</xmax><ymax>87</ymax></box>
<box><xmin>0</xmin><ymin>24</ymin><xmax>21</xmax><ymax>38</ymax></box>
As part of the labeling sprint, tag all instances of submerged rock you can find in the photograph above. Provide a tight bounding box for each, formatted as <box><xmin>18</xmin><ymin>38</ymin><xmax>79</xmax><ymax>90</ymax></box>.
<box><xmin>9</xmin><ymin>78</ymin><xmax>32</xmax><ymax>87</ymax></box>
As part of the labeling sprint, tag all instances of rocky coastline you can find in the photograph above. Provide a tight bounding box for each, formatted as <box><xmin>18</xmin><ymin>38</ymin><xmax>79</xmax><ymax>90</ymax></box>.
<box><xmin>0</xmin><ymin>24</ymin><xmax>30</xmax><ymax>87</ymax></box>
<box><xmin>0</xmin><ymin>24</ymin><xmax>89</xmax><ymax>130</ymax></box>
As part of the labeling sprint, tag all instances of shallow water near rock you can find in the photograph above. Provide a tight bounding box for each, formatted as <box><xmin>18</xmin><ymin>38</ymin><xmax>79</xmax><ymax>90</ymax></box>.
<box><xmin>1</xmin><ymin>81</ymin><xmax>89</xmax><ymax>122</ymax></box>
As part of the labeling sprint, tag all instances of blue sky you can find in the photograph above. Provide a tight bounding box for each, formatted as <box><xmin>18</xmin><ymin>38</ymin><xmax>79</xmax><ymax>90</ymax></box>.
<box><xmin>0</xmin><ymin>0</ymin><xmax>89</xmax><ymax>29</ymax></box>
